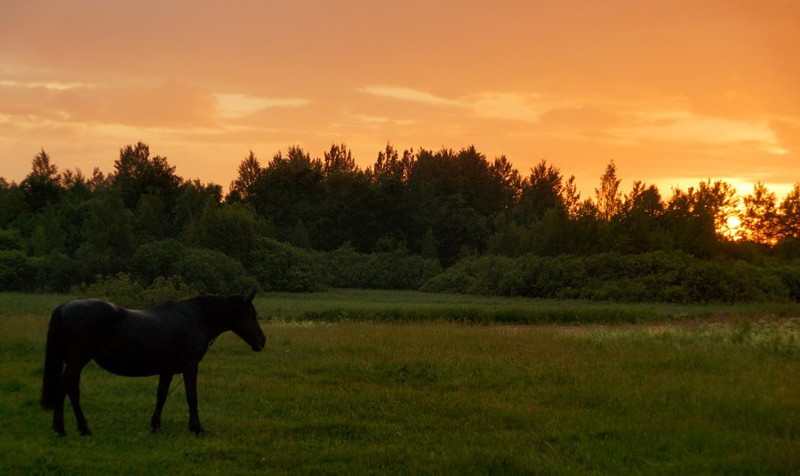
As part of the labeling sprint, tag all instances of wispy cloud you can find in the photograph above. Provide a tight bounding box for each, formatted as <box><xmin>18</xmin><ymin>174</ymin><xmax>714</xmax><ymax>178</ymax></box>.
<box><xmin>618</xmin><ymin>110</ymin><xmax>787</xmax><ymax>155</ymax></box>
<box><xmin>359</xmin><ymin>86</ymin><xmax>545</xmax><ymax>123</ymax></box>
<box><xmin>360</xmin><ymin>86</ymin><xmax>463</xmax><ymax>107</ymax></box>
<box><xmin>0</xmin><ymin>79</ymin><xmax>95</xmax><ymax>91</ymax></box>
<box><xmin>469</xmin><ymin>92</ymin><xmax>543</xmax><ymax>122</ymax></box>
<box><xmin>214</xmin><ymin>93</ymin><xmax>311</xmax><ymax>119</ymax></box>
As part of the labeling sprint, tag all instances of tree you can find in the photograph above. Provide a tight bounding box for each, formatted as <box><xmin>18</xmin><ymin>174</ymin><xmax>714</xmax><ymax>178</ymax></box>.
<box><xmin>228</xmin><ymin>150</ymin><xmax>263</xmax><ymax>202</ymax></box>
<box><xmin>318</xmin><ymin>150</ymin><xmax>376</xmax><ymax>251</ymax></box>
<box><xmin>113</xmin><ymin>142</ymin><xmax>182</xmax><ymax>213</ymax></box>
<box><xmin>372</xmin><ymin>143</ymin><xmax>412</xmax><ymax>181</ymax></box>
<box><xmin>595</xmin><ymin>160</ymin><xmax>622</xmax><ymax>221</ymax></box>
<box><xmin>778</xmin><ymin>183</ymin><xmax>800</xmax><ymax>240</ymax></box>
<box><xmin>514</xmin><ymin>160</ymin><xmax>564</xmax><ymax>224</ymax></box>
<box><xmin>186</xmin><ymin>202</ymin><xmax>261</xmax><ymax>262</ymax></box>
<box><xmin>369</xmin><ymin>144</ymin><xmax>414</xmax><ymax>246</ymax></box>
<box><xmin>739</xmin><ymin>182</ymin><xmax>779</xmax><ymax>244</ymax></box>
<box><xmin>561</xmin><ymin>175</ymin><xmax>581</xmax><ymax>219</ymax></box>
<box><xmin>249</xmin><ymin>146</ymin><xmax>324</xmax><ymax>240</ymax></box>
<box><xmin>616</xmin><ymin>181</ymin><xmax>664</xmax><ymax>253</ymax></box>
<box><xmin>323</xmin><ymin>143</ymin><xmax>357</xmax><ymax>177</ymax></box>
<box><xmin>695</xmin><ymin>180</ymin><xmax>738</xmax><ymax>239</ymax></box>
<box><xmin>20</xmin><ymin>149</ymin><xmax>62</xmax><ymax>212</ymax></box>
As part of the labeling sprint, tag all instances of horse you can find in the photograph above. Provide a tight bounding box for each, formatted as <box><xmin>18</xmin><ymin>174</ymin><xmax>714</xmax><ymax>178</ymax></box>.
<box><xmin>40</xmin><ymin>291</ymin><xmax>266</xmax><ymax>436</ymax></box>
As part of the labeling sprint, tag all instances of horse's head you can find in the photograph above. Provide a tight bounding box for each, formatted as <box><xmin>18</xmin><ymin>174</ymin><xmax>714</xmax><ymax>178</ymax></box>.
<box><xmin>229</xmin><ymin>291</ymin><xmax>266</xmax><ymax>352</ymax></box>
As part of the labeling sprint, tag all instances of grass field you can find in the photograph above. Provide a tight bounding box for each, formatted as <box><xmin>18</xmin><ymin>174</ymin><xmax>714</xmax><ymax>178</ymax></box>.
<box><xmin>1</xmin><ymin>291</ymin><xmax>799</xmax><ymax>474</ymax></box>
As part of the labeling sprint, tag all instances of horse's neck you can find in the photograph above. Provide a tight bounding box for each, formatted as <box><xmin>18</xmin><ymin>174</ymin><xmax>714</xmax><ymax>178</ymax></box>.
<box><xmin>198</xmin><ymin>302</ymin><xmax>230</xmax><ymax>340</ymax></box>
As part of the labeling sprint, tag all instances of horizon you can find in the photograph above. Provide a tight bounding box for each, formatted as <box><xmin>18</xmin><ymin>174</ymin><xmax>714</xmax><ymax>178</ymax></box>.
<box><xmin>1</xmin><ymin>0</ymin><xmax>798</xmax><ymax>199</ymax></box>
<box><xmin>2</xmin><ymin>141</ymin><xmax>796</xmax><ymax>203</ymax></box>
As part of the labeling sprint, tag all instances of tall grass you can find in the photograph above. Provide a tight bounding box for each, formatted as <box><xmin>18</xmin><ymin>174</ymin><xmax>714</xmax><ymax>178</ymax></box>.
<box><xmin>1</xmin><ymin>292</ymin><xmax>799</xmax><ymax>474</ymax></box>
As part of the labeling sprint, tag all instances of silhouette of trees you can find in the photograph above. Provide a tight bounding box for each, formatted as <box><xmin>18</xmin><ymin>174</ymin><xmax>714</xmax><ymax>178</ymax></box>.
<box><xmin>1</xmin><ymin>142</ymin><xmax>798</xmax><ymax>301</ymax></box>
<box><xmin>739</xmin><ymin>182</ymin><xmax>780</xmax><ymax>245</ymax></box>
<box><xmin>595</xmin><ymin>160</ymin><xmax>622</xmax><ymax>221</ymax></box>
<box><xmin>778</xmin><ymin>184</ymin><xmax>800</xmax><ymax>240</ymax></box>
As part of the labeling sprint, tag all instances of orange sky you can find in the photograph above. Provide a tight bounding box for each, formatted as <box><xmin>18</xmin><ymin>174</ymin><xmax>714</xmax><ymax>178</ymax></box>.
<box><xmin>1</xmin><ymin>0</ymin><xmax>798</xmax><ymax>199</ymax></box>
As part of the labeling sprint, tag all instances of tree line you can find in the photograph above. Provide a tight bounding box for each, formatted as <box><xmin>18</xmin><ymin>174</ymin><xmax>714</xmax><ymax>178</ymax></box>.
<box><xmin>1</xmin><ymin>142</ymin><xmax>798</xmax><ymax>303</ymax></box>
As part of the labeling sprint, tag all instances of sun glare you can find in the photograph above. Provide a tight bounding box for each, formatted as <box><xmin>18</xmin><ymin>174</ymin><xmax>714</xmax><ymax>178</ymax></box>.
<box><xmin>724</xmin><ymin>215</ymin><xmax>742</xmax><ymax>240</ymax></box>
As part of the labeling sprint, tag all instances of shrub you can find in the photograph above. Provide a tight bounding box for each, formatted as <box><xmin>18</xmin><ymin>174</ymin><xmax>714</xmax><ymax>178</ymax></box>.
<box><xmin>79</xmin><ymin>273</ymin><xmax>199</xmax><ymax>308</ymax></box>
<box><xmin>0</xmin><ymin>229</ymin><xmax>24</xmax><ymax>251</ymax></box>
<box><xmin>0</xmin><ymin>250</ymin><xmax>34</xmax><ymax>291</ymax></box>
<box><xmin>131</xmin><ymin>239</ymin><xmax>187</xmax><ymax>284</ymax></box>
<box><xmin>80</xmin><ymin>273</ymin><xmax>145</xmax><ymax>307</ymax></box>
<box><xmin>31</xmin><ymin>252</ymin><xmax>73</xmax><ymax>292</ymax></box>
<box><xmin>421</xmin><ymin>251</ymin><xmax>795</xmax><ymax>303</ymax></box>
<box><xmin>324</xmin><ymin>246</ymin><xmax>441</xmax><ymax>290</ymax></box>
<box><xmin>141</xmin><ymin>275</ymin><xmax>199</xmax><ymax>305</ymax></box>
<box><xmin>776</xmin><ymin>265</ymin><xmax>800</xmax><ymax>301</ymax></box>
<box><xmin>171</xmin><ymin>247</ymin><xmax>259</xmax><ymax>294</ymax></box>
<box><xmin>247</xmin><ymin>237</ymin><xmax>322</xmax><ymax>292</ymax></box>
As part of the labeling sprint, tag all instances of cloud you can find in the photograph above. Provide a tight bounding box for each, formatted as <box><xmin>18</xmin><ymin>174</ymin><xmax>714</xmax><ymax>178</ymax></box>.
<box><xmin>469</xmin><ymin>92</ymin><xmax>543</xmax><ymax>122</ymax></box>
<box><xmin>359</xmin><ymin>86</ymin><xmax>546</xmax><ymax>124</ymax></box>
<box><xmin>214</xmin><ymin>93</ymin><xmax>311</xmax><ymax>119</ymax></box>
<box><xmin>360</xmin><ymin>86</ymin><xmax>462</xmax><ymax>107</ymax></box>
<box><xmin>0</xmin><ymin>79</ymin><xmax>95</xmax><ymax>91</ymax></box>
<box><xmin>107</xmin><ymin>80</ymin><xmax>218</xmax><ymax>128</ymax></box>
<box><xmin>618</xmin><ymin>110</ymin><xmax>787</xmax><ymax>155</ymax></box>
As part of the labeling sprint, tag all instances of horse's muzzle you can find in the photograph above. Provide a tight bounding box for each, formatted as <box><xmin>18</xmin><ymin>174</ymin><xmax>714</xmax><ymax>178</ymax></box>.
<box><xmin>251</xmin><ymin>338</ymin><xmax>265</xmax><ymax>352</ymax></box>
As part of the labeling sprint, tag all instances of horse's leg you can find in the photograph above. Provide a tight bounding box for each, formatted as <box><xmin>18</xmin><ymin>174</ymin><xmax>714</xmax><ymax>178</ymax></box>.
<box><xmin>183</xmin><ymin>365</ymin><xmax>204</xmax><ymax>435</ymax></box>
<box><xmin>62</xmin><ymin>360</ymin><xmax>91</xmax><ymax>436</ymax></box>
<box><xmin>52</xmin><ymin>382</ymin><xmax>67</xmax><ymax>436</ymax></box>
<box><xmin>150</xmin><ymin>373</ymin><xmax>173</xmax><ymax>432</ymax></box>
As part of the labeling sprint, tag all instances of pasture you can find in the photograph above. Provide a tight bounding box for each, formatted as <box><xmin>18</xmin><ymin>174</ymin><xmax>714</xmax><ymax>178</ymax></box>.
<box><xmin>1</xmin><ymin>291</ymin><xmax>799</xmax><ymax>474</ymax></box>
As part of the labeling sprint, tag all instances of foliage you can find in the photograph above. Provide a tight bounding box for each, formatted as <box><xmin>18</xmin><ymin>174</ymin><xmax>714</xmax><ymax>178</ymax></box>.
<box><xmin>2</xmin><ymin>143</ymin><xmax>800</xmax><ymax>304</ymax></box>
<box><xmin>170</xmin><ymin>247</ymin><xmax>258</xmax><ymax>294</ymax></box>
<box><xmin>423</xmin><ymin>251</ymin><xmax>793</xmax><ymax>303</ymax></box>
<box><xmin>322</xmin><ymin>245</ymin><xmax>442</xmax><ymax>290</ymax></box>
<box><xmin>79</xmin><ymin>273</ymin><xmax>198</xmax><ymax>308</ymax></box>
<box><xmin>0</xmin><ymin>250</ymin><xmax>34</xmax><ymax>291</ymax></box>
<box><xmin>247</xmin><ymin>237</ymin><xmax>322</xmax><ymax>292</ymax></box>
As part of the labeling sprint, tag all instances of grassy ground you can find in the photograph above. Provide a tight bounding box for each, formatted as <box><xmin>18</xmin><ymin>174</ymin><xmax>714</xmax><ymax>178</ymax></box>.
<box><xmin>1</xmin><ymin>291</ymin><xmax>799</xmax><ymax>474</ymax></box>
<box><xmin>260</xmin><ymin>288</ymin><xmax>800</xmax><ymax>324</ymax></box>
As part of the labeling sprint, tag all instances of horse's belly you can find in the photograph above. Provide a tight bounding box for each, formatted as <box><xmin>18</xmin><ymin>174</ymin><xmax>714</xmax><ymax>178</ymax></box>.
<box><xmin>94</xmin><ymin>353</ymin><xmax>171</xmax><ymax>377</ymax></box>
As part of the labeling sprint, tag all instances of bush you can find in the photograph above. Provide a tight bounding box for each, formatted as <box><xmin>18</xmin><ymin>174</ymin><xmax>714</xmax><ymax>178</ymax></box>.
<box><xmin>131</xmin><ymin>239</ymin><xmax>187</xmax><ymax>284</ymax></box>
<box><xmin>323</xmin><ymin>246</ymin><xmax>441</xmax><ymax>290</ymax></box>
<box><xmin>171</xmin><ymin>247</ymin><xmax>259</xmax><ymax>294</ymax></box>
<box><xmin>79</xmin><ymin>273</ymin><xmax>199</xmax><ymax>308</ymax></box>
<box><xmin>130</xmin><ymin>241</ymin><xmax>259</xmax><ymax>294</ymax></box>
<box><xmin>421</xmin><ymin>251</ymin><xmax>795</xmax><ymax>304</ymax></box>
<box><xmin>0</xmin><ymin>250</ymin><xmax>34</xmax><ymax>291</ymax></box>
<box><xmin>776</xmin><ymin>264</ymin><xmax>800</xmax><ymax>301</ymax></box>
<box><xmin>247</xmin><ymin>238</ymin><xmax>322</xmax><ymax>292</ymax></box>
<box><xmin>30</xmin><ymin>252</ymin><xmax>73</xmax><ymax>292</ymax></box>
<box><xmin>0</xmin><ymin>229</ymin><xmax>24</xmax><ymax>251</ymax></box>
<box><xmin>80</xmin><ymin>273</ymin><xmax>145</xmax><ymax>307</ymax></box>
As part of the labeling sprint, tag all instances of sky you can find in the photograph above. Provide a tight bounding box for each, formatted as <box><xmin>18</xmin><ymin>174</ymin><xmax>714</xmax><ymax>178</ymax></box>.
<box><xmin>1</xmin><ymin>0</ymin><xmax>798</xmax><ymax>199</ymax></box>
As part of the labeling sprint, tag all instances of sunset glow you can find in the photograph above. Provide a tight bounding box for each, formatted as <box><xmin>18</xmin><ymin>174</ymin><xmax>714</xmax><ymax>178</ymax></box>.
<box><xmin>1</xmin><ymin>0</ymin><xmax>798</xmax><ymax>198</ymax></box>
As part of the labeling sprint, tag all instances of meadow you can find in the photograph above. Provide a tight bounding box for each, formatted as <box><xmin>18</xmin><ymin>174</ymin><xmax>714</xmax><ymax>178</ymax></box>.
<box><xmin>1</xmin><ymin>291</ymin><xmax>799</xmax><ymax>474</ymax></box>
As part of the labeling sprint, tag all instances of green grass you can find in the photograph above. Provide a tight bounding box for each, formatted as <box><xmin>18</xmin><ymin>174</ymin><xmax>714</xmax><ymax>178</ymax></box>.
<box><xmin>261</xmin><ymin>288</ymin><xmax>800</xmax><ymax>324</ymax></box>
<box><xmin>1</xmin><ymin>291</ymin><xmax>799</xmax><ymax>474</ymax></box>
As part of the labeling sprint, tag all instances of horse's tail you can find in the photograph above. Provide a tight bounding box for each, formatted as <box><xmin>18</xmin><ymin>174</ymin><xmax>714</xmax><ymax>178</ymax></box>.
<box><xmin>40</xmin><ymin>305</ymin><xmax>65</xmax><ymax>411</ymax></box>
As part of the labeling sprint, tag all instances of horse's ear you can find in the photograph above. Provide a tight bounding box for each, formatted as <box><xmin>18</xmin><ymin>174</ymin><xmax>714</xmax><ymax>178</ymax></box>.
<box><xmin>245</xmin><ymin>290</ymin><xmax>256</xmax><ymax>304</ymax></box>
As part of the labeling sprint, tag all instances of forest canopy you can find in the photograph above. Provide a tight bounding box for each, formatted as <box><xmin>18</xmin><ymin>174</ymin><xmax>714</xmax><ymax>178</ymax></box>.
<box><xmin>1</xmin><ymin>142</ymin><xmax>799</xmax><ymax>304</ymax></box>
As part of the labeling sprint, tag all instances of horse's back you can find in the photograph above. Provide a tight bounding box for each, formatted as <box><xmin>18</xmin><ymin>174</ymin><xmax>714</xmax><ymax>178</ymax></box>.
<box><xmin>58</xmin><ymin>299</ymin><xmax>122</xmax><ymax>337</ymax></box>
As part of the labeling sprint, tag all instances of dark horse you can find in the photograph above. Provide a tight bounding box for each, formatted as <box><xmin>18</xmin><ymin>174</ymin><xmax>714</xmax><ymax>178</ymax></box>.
<box><xmin>40</xmin><ymin>291</ymin><xmax>266</xmax><ymax>436</ymax></box>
